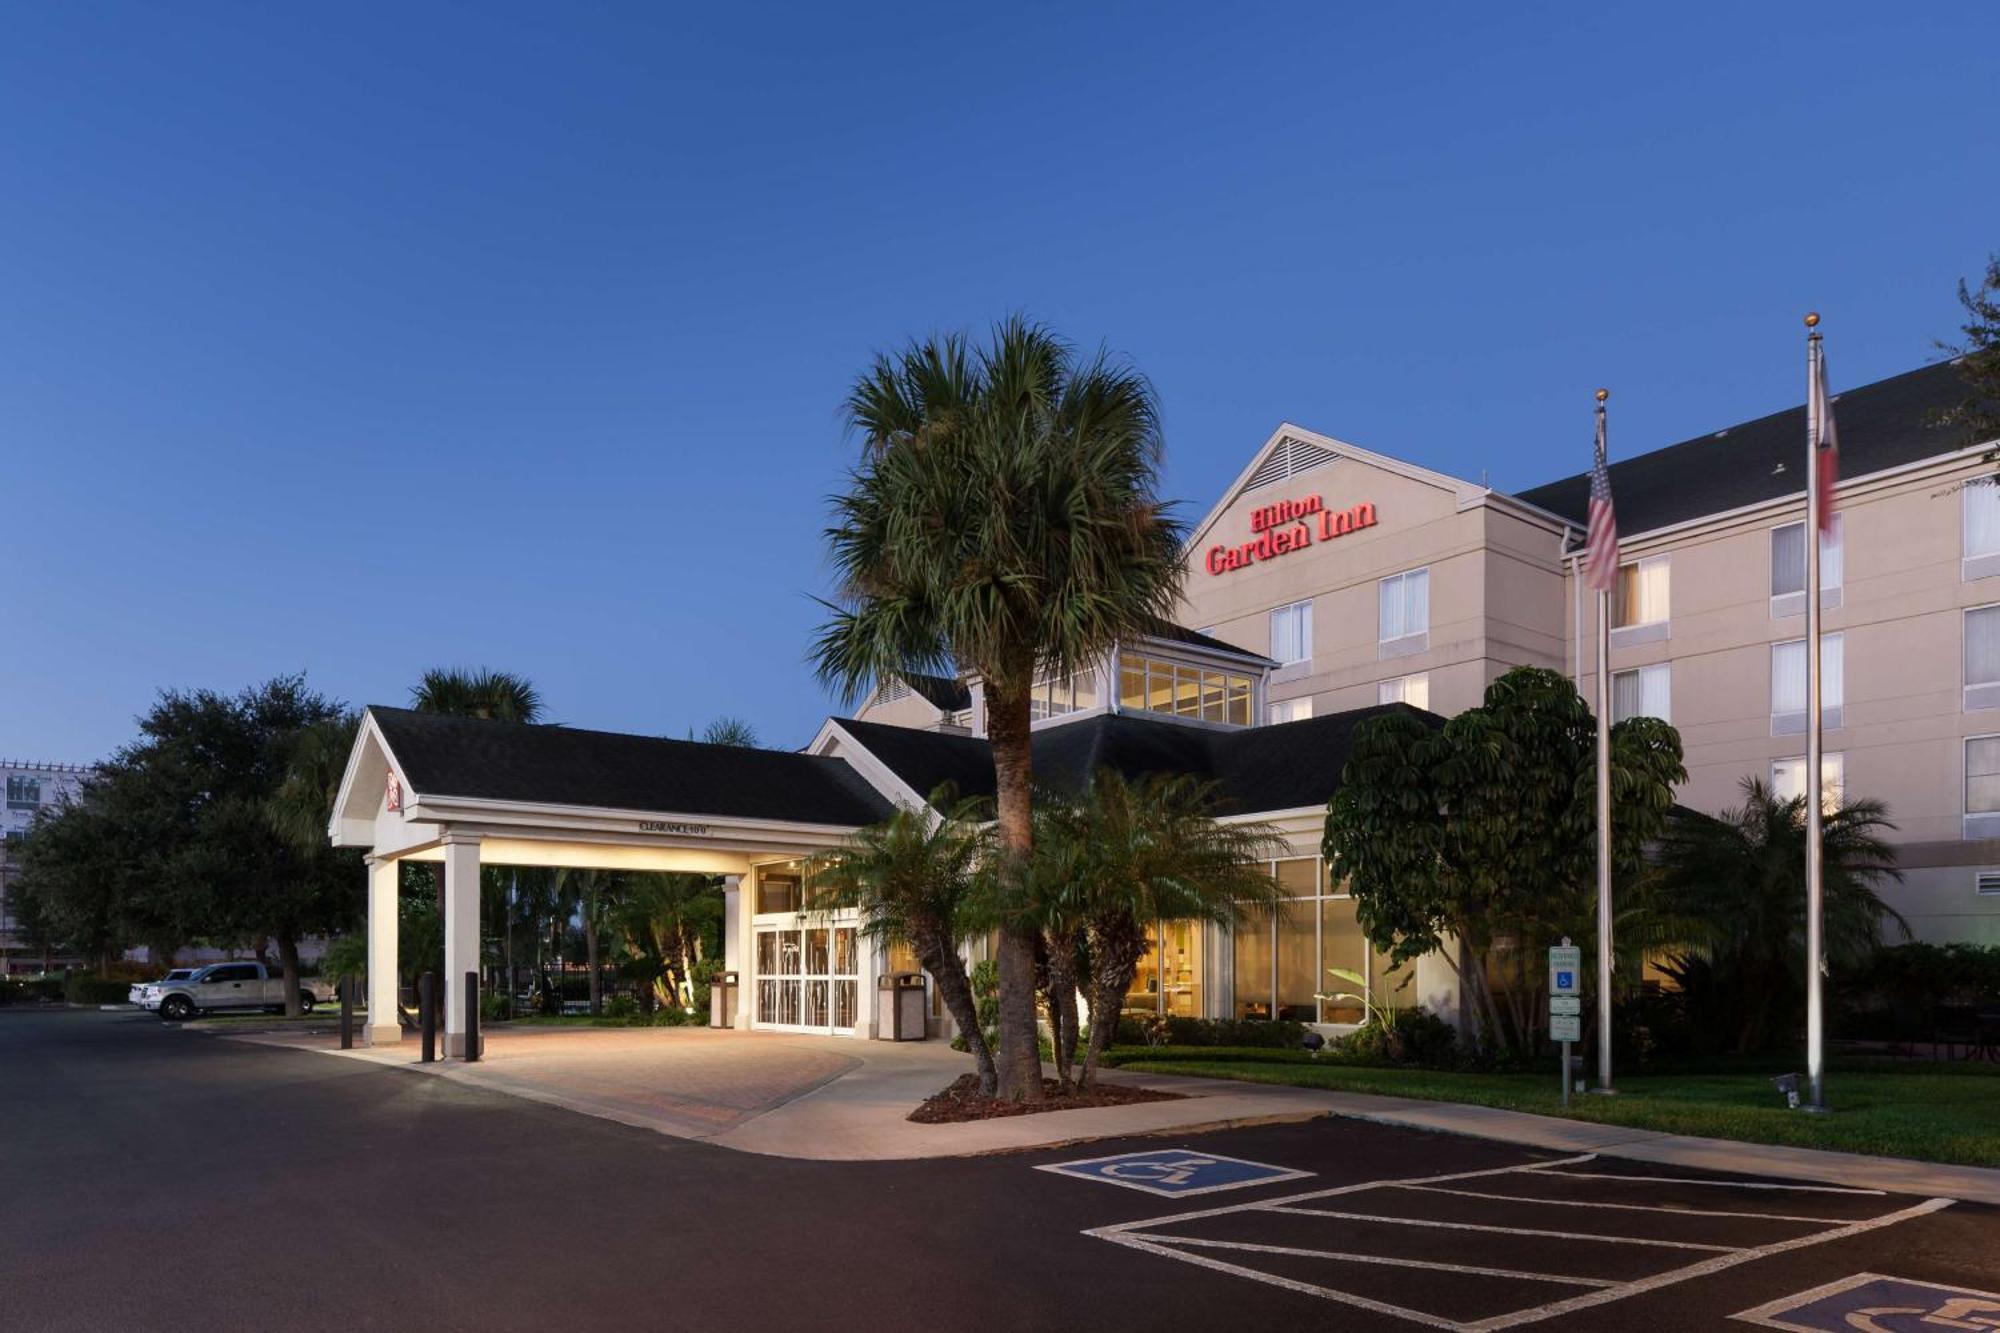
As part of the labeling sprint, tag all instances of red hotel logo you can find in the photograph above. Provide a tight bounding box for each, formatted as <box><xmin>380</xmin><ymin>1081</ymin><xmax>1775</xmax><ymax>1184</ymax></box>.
<box><xmin>1205</xmin><ymin>495</ymin><xmax>1377</xmax><ymax>575</ymax></box>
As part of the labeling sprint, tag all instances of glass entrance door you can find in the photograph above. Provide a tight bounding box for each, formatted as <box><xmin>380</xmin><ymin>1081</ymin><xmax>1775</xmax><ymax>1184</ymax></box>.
<box><xmin>754</xmin><ymin>920</ymin><xmax>860</xmax><ymax>1034</ymax></box>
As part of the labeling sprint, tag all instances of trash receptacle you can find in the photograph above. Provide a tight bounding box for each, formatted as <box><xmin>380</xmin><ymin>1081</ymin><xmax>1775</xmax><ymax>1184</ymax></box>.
<box><xmin>709</xmin><ymin>971</ymin><xmax>738</xmax><ymax>1029</ymax></box>
<box><xmin>877</xmin><ymin>972</ymin><xmax>927</xmax><ymax>1041</ymax></box>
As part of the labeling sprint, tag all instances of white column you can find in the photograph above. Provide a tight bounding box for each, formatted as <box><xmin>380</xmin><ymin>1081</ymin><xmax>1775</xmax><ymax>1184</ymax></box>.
<box><xmin>722</xmin><ymin>874</ymin><xmax>744</xmax><ymax>1030</ymax></box>
<box><xmin>365</xmin><ymin>855</ymin><xmax>401</xmax><ymax>1046</ymax></box>
<box><xmin>735</xmin><ymin>872</ymin><xmax>757</xmax><ymax>1029</ymax></box>
<box><xmin>442</xmin><ymin>834</ymin><xmax>481</xmax><ymax>1057</ymax></box>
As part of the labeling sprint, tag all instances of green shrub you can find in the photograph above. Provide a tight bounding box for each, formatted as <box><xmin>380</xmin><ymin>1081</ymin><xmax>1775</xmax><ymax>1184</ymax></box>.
<box><xmin>689</xmin><ymin>957</ymin><xmax>724</xmax><ymax>992</ymax></box>
<box><xmin>604</xmin><ymin>994</ymin><xmax>639</xmax><ymax>1021</ymax></box>
<box><xmin>1112</xmin><ymin>1015</ymin><xmax>1310</xmax><ymax>1049</ymax></box>
<box><xmin>479</xmin><ymin>990</ymin><xmax>511</xmax><ymax>1021</ymax></box>
<box><xmin>1331</xmin><ymin>1005</ymin><xmax>1457</xmax><ymax>1067</ymax></box>
<box><xmin>65</xmin><ymin>975</ymin><xmax>137</xmax><ymax>1006</ymax></box>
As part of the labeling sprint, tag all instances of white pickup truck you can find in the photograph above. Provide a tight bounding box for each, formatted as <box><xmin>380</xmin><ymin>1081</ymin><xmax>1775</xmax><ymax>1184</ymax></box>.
<box><xmin>154</xmin><ymin>962</ymin><xmax>334</xmax><ymax>1021</ymax></box>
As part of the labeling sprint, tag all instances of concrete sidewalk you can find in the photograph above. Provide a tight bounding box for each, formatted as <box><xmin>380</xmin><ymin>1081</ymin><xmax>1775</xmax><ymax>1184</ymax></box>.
<box><xmin>231</xmin><ymin>1024</ymin><xmax>2000</xmax><ymax>1204</ymax></box>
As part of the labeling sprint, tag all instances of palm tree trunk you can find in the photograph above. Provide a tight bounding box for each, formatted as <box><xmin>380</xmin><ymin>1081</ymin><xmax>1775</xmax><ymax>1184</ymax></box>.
<box><xmin>1078</xmin><ymin>915</ymin><xmax>1146</xmax><ymax>1091</ymax></box>
<box><xmin>585</xmin><ymin>887</ymin><xmax>601</xmax><ymax>1016</ymax></box>
<box><xmin>985</xmin><ymin>679</ymin><xmax>1043</xmax><ymax>1102</ymax></box>
<box><xmin>1045</xmin><ymin>928</ymin><xmax>1080</xmax><ymax>1091</ymax></box>
<box><xmin>919</xmin><ymin>934</ymin><xmax>995</xmax><ymax>1093</ymax></box>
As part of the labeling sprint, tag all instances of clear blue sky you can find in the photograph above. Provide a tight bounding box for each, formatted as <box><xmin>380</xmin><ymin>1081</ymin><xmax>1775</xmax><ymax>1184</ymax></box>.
<box><xmin>5</xmin><ymin>4</ymin><xmax>1996</xmax><ymax>762</ymax></box>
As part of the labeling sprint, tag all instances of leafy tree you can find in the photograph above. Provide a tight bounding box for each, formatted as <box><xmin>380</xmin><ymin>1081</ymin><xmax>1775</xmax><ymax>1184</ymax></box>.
<box><xmin>1938</xmin><ymin>252</ymin><xmax>2000</xmax><ymax>455</ymax></box>
<box><xmin>700</xmin><ymin>717</ymin><xmax>760</xmax><ymax>748</ymax></box>
<box><xmin>812</xmin><ymin>318</ymin><xmax>1186</xmax><ymax>1101</ymax></box>
<box><xmin>410</xmin><ymin>668</ymin><xmax>544</xmax><ymax>723</ymax></box>
<box><xmin>1647</xmin><ymin>779</ymin><xmax>1905</xmax><ymax>1053</ymax></box>
<box><xmin>806</xmin><ymin>792</ymin><xmax>997</xmax><ymax>1091</ymax></box>
<box><xmin>1036</xmin><ymin>771</ymin><xmax>1285</xmax><ymax>1090</ymax></box>
<box><xmin>607</xmin><ymin>871</ymin><xmax>724</xmax><ymax>1012</ymax></box>
<box><xmin>1323</xmin><ymin>667</ymin><xmax>1686</xmax><ymax>1055</ymax></box>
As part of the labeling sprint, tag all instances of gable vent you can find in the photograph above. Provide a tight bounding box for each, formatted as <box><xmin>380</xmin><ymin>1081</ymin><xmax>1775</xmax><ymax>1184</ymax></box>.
<box><xmin>1244</xmin><ymin>435</ymin><xmax>1338</xmax><ymax>493</ymax></box>
<box><xmin>1978</xmin><ymin>872</ymin><xmax>2000</xmax><ymax>897</ymax></box>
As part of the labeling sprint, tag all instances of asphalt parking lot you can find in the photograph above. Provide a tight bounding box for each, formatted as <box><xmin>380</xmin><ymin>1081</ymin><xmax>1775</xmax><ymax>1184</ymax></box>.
<box><xmin>4</xmin><ymin>1009</ymin><xmax>1995</xmax><ymax>1332</ymax></box>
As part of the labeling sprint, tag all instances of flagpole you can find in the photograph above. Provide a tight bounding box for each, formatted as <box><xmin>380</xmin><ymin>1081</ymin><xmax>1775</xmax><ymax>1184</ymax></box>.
<box><xmin>1804</xmin><ymin>313</ymin><xmax>1828</xmax><ymax>1112</ymax></box>
<box><xmin>1594</xmin><ymin>388</ymin><xmax>1615</xmax><ymax>1095</ymax></box>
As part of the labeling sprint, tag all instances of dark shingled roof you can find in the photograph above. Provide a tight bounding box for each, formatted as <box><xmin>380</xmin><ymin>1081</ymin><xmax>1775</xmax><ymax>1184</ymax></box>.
<box><xmin>1138</xmin><ymin>619</ymin><xmax>1278</xmax><ymax>665</ymax></box>
<box><xmin>897</xmin><ymin>671</ymin><xmax>972</xmax><ymax>713</ymax></box>
<box><xmin>369</xmin><ymin>706</ymin><xmax>892</xmax><ymax>826</ymax></box>
<box><xmin>1514</xmin><ymin>359</ymin><xmax>1972</xmax><ymax>538</ymax></box>
<box><xmin>834</xmin><ymin>703</ymin><xmax>1438</xmax><ymax>816</ymax></box>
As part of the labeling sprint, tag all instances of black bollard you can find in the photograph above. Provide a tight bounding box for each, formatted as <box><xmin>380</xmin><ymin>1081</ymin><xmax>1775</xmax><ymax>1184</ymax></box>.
<box><xmin>419</xmin><ymin>971</ymin><xmax>437</xmax><ymax>1063</ymax></box>
<box><xmin>339</xmin><ymin>976</ymin><xmax>354</xmax><ymax>1050</ymax></box>
<box><xmin>463</xmin><ymin>971</ymin><xmax>481</xmax><ymax>1063</ymax></box>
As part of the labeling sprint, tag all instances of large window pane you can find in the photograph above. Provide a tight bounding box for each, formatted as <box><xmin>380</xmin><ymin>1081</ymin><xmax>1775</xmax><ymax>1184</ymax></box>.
<box><xmin>1771</xmin><ymin>518</ymin><xmax>1842</xmax><ymax>598</ymax></box>
<box><xmin>1378</xmin><ymin>569</ymin><xmax>1429</xmax><ymax>642</ymax></box>
<box><xmin>1968</xmin><ymin>738</ymin><xmax>2000</xmax><ymax>814</ymax></box>
<box><xmin>1275</xmin><ymin>857</ymin><xmax>1318</xmax><ymax>896</ymax></box>
<box><xmin>1226</xmin><ymin>675</ymin><xmax>1253</xmax><ymax>726</ymax></box>
<box><xmin>1771</xmin><ymin>640</ymin><xmax>1807</xmax><ymax>715</ymax></box>
<box><xmin>1232</xmin><ymin>909</ymin><xmax>1273</xmax><ymax>1020</ymax></box>
<box><xmin>1968</xmin><ymin>485</ymin><xmax>2000</xmax><ymax>559</ymax></box>
<box><xmin>1378</xmin><ymin>673</ymin><xmax>1428</xmax><ymax>709</ymax></box>
<box><xmin>1124</xmin><ymin>921</ymin><xmax>1161</xmax><ymax>1013</ymax></box>
<box><xmin>1612</xmin><ymin>663</ymin><xmax>1669</xmax><ymax>723</ymax></box>
<box><xmin>1772</xmin><ymin>753</ymin><xmax>1845</xmax><ymax>813</ymax></box>
<box><xmin>1275</xmin><ymin>901</ymin><xmax>1318</xmax><ymax>1023</ymax></box>
<box><xmin>1160</xmin><ymin>919</ymin><xmax>1203</xmax><ymax>1018</ymax></box>
<box><xmin>1318</xmin><ymin>898</ymin><xmax>1368</xmax><ymax>1024</ymax></box>
<box><xmin>1119</xmin><ymin>658</ymin><xmax>1145</xmax><ymax>709</ymax></box>
<box><xmin>1271</xmin><ymin>601</ymin><xmax>1312</xmax><ymax>664</ymax></box>
<box><xmin>1968</xmin><ymin>608</ymin><xmax>2000</xmax><ymax>691</ymax></box>
<box><xmin>1616</xmin><ymin>556</ymin><xmax>1669</xmax><ymax>627</ymax></box>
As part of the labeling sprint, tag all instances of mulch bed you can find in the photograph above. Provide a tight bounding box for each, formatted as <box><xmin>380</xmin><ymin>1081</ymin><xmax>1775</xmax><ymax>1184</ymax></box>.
<box><xmin>907</xmin><ymin>1073</ymin><xmax>1184</xmax><ymax>1124</ymax></box>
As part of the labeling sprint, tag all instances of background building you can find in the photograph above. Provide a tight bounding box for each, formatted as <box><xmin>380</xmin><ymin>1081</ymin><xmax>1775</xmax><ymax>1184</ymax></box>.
<box><xmin>1</xmin><ymin>759</ymin><xmax>95</xmax><ymax>973</ymax></box>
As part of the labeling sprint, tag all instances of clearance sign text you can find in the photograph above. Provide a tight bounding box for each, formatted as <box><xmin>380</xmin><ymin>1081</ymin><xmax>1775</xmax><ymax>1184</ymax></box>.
<box><xmin>1204</xmin><ymin>495</ymin><xmax>1377</xmax><ymax>575</ymax></box>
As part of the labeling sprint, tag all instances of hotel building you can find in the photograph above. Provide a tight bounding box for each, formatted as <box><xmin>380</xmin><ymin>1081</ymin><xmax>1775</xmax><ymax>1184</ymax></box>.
<box><xmin>333</xmin><ymin>356</ymin><xmax>1997</xmax><ymax>1048</ymax></box>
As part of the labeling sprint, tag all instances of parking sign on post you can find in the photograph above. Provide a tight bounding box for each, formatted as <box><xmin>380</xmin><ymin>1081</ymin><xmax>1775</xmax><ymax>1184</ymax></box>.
<box><xmin>1549</xmin><ymin>939</ymin><xmax>1584</xmax><ymax>1107</ymax></box>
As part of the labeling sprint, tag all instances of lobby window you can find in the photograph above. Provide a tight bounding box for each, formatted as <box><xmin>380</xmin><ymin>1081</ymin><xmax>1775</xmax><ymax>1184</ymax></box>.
<box><xmin>1268</xmin><ymin>696</ymin><xmax>1313</xmax><ymax>725</ymax></box>
<box><xmin>1772</xmin><ymin>753</ymin><xmax>1844</xmax><ymax>815</ymax></box>
<box><xmin>1233</xmin><ymin>857</ymin><xmax>1397</xmax><ymax>1025</ymax></box>
<box><xmin>1117</xmin><ymin>652</ymin><xmax>1253</xmax><ymax>727</ymax></box>
<box><xmin>1029</xmin><ymin>668</ymin><xmax>1099</xmax><ymax>721</ymax></box>
<box><xmin>1771</xmin><ymin>633</ymin><xmax>1843</xmax><ymax>735</ymax></box>
<box><xmin>1771</xmin><ymin>517</ymin><xmax>1843</xmax><ymax>616</ymax></box>
<box><xmin>1966</xmin><ymin>484</ymin><xmax>2000</xmax><ymax>580</ymax></box>
<box><xmin>754</xmin><ymin>866</ymin><xmax>802</xmax><ymax>915</ymax></box>
<box><xmin>1378</xmin><ymin>673</ymin><xmax>1429</xmax><ymax>710</ymax></box>
<box><xmin>1610</xmin><ymin>663</ymin><xmax>1670</xmax><ymax>724</ymax></box>
<box><xmin>1967</xmin><ymin>736</ymin><xmax>2000</xmax><ymax>839</ymax></box>
<box><xmin>1378</xmin><ymin>568</ymin><xmax>1429</xmax><ymax>658</ymax></box>
<box><xmin>1613</xmin><ymin>555</ymin><xmax>1670</xmax><ymax>637</ymax></box>
<box><xmin>1966</xmin><ymin>606</ymin><xmax>2000</xmax><ymax>712</ymax></box>
<box><xmin>1270</xmin><ymin>600</ymin><xmax>1313</xmax><ymax>666</ymax></box>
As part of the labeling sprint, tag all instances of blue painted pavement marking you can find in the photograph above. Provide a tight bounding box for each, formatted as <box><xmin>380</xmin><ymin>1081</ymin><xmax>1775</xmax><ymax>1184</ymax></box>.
<box><xmin>1734</xmin><ymin>1272</ymin><xmax>2000</xmax><ymax>1332</ymax></box>
<box><xmin>1035</xmin><ymin>1148</ymin><xmax>1313</xmax><ymax>1197</ymax></box>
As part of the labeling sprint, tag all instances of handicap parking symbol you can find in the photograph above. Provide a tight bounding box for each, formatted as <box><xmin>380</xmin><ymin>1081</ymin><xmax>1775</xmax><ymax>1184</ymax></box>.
<box><xmin>1735</xmin><ymin>1273</ymin><xmax>2000</xmax><ymax>1332</ymax></box>
<box><xmin>1035</xmin><ymin>1148</ymin><xmax>1313</xmax><ymax>1197</ymax></box>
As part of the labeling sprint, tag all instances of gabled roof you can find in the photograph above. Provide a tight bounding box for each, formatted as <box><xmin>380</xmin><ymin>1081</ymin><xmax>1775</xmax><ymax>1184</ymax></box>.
<box><xmin>1515</xmin><ymin>359</ymin><xmax>1977</xmax><ymax>539</ymax></box>
<box><xmin>1137</xmin><ymin>619</ymin><xmax>1278</xmax><ymax>665</ymax></box>
<box><xmin>898</xmin><ymin>671</ymin><xmax>972</xmax><ymax>713</ymax></box>
<box><xmin>831</xmin><ymin>703</ymin><xmax>1440</xmax><ymax>817</ymax></box>
<box><xmin>366</xmin><ymin>706</ymin><xmax>892</xmax><ymax>826</ymax></box>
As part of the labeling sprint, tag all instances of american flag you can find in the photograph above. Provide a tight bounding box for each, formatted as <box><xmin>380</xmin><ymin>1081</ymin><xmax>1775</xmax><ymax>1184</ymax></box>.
<box><xmin>1808</xmin><ymin>337</ymin><xmax>1840</xmax><ymax>534</ymax></box>
<box><xmin>1584</xmin><ymin>401</ymin><xmax>1620</xmax><ymax>592</ymax></box>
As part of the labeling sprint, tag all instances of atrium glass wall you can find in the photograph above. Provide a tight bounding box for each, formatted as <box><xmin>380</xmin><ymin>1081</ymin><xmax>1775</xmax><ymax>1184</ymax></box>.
<box><xmin>1116</xmin><ymin>652</ymin><xmax>1254</xmax><ymax>726</ymax></box>
<box><xmin>1231</xmin><ymin>856</ymin><xmax>1400</xmax><ymax>1024</ymax></box>
<box><xmin>1122</xmin><ymin>920</ymin><xmax>1207</xmax><ymax>1018</ymax></box>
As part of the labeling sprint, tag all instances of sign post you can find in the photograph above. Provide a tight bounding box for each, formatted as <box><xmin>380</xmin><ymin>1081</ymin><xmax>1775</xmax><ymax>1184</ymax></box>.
<box><xmin>1549</xmin><ymin>939</ymin><xmax>1583</xmax><ymax>1111</ymax></box>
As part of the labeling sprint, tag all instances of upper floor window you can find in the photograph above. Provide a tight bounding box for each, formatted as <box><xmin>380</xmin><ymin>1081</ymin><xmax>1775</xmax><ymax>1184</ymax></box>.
<box><xmin>1966</xmin><ymin>483</ymin><xmax>2000</xmax><ymax>580</ymax></box>
<box><xmin>1771</xmin><ymin>633</ymin><xmax>1843</xmax><ymax>734</ymax></box>
<box><xmin>1771</xmin><ymin>517</ymin><xmax>1843</xmax><ymax>615</ymax></box>
<box><xmin>1268</xmin><ymin>696</ymin><xmax>1313</xmax><ymax>725</ymax></box>
<box><xmin>1611</xmin><ymin>663</ymin><xmax>1670</xmax><ymax>724</ymax></box>
<box><xmin>1378</xmin><ymin>673</ymin><xmax>1429</xmax><ymax>710</ymax></box>
<box><xmin>1378</xmin><ymin>568</ymin><xmax>1429</xmax><ymax>658</ymax></box>
<box><xmin>1772</xmin><ymin>752</ymin><xmax>1844</xmax><ymax>815</ymax></box>
<box><xmin>1965</xmin><ymin>605</ymin><xmax>2000</xmax><ymax>712</ymax></box>
<box><xmin>4</xmin><ymin>776</ymin><xmax>39</xmax><ymax>810</ymax></box>
<box><xmin>1966</xmin><ymin>736</ymin><xmax>2000</xmax><ymax>838</ymax></box>
<box><xmin>1029</xmin><ymin>669</ymin><xmax>1099</xmax><ymax>721</ymax></box>
<box><xmin>1270</xmin><ymin>600</ymin><xmax>1313</xmax><ymax>666</ymax></box>
<box><xmin>1614</xmin><ymin>555</ymin><xmax>1670</xmax><ymax>630</ymax></box>
<box><xmin>1117</xmin><ymin>653</ymin><xmax>1254</xmax><ymax>726</ymax></box>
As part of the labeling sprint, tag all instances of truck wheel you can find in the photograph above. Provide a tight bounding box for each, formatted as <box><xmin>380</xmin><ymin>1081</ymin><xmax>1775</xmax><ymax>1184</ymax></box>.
<box><xmin>160</xmin><ymin>995</ymin><xmax>196</xmax><ymax>1022</ymax></box>
<box><xmin>298</xmin><ymin>992</ymin><xmax>316</xmax><ymax>1014</ymax></box>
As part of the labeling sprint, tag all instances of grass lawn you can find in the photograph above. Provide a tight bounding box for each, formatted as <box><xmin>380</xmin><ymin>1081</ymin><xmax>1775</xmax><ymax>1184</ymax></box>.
<box><xmin>1106</xmin><ymin>1048</ymin><xmax>2000</xmax><ymax>1168</ymax></box>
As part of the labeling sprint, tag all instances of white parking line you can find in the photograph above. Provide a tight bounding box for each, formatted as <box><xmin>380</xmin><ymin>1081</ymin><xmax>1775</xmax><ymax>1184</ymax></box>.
<box><xmin>1083</xmin><ymin>1151</ymin><xmax>1956</xmax><ymax>1331</ymax></box>
<box><xmin>1394</xmin><ymin>1184</ymin><xmax>1853</xmax><ymax>1226</ymax></box>
<box><xmin>1259</xmin><ymin>1203</ymin><xmax>1740</xmax><ymax>1252</ymax></box>
<box><xmin>1524</xmin><ymin>1167</ymin><xmax>1886</xmax><ymax>1195</ymax></box>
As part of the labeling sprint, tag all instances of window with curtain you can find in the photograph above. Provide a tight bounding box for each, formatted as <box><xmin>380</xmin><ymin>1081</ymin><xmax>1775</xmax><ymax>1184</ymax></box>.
<box><xmin>1611</xmin><ymin>663</ymin><xmax>1670</xmax><ymax>723</ymax></box>
<box><xmin>1268</xmin><ymin>696</ymin><xmax>1313</xmax><ymax>725</ymax></box>
<box><xmin>1771</xmin><ymin>633</ymin><xmax>1843</xmax><ymax>731</ymax></box>
<box><xmin>1771</xmin><ymin>753</ymin><xmax>1845</xmax><ymax>813</ymax></box>
<box><xmin>1378</xmin><ymin>568</ymin><xmax>1429</xmax><ymax>645</ymax></box>
<box><xmin>1771</xmin><ymin>517</ymin><xmax>1843</xmax><ymax>602</ymax></box>
<box><xmin>1967</xmin><ymin>485</ymin><xmax>2000</xmax><ymax>565</ymax></box>
<box><xmin>1270</xmin><ymin>600</ymin><xmax>1313</xmax><ymax>665</ymax></box>
<box><xmin>1377</xmin><ymin>673</ymin><xmax>1429</xmax><ymax>709</ymax></box>
<box><xmin>1966</xmin><ymin>607</ymin><xmax>2000</xmax><ymax>711</ymax></box>
<box><xmin>1614</xmin><ymin>556</ymin><xmax>1670</xmax><ymax>628</ymax></box>
<box><xmin>1967</xmin><ymin>737</ymin><xmax>2000</xmax><ymax>817</ymax></box>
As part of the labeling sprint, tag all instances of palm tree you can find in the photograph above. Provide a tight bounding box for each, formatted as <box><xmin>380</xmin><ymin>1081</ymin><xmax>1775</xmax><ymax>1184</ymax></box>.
<box><xmin>806</xmin><ymin>792</ymin><xmax>997</xmax><ymax>1091</ymax></box>
<box><xmin>410</xmin><ymin>668</ymin><xmax>544</xmax><ymax>723</ymax></box>
<box><xmin>812</xmin><ymin>318</ymin><xmax>1186</xmax><ymax>1101</ymax></box>
<box><xmin>701</xmin><ymin>717</ymin><xmax>760</xmax><ymax>748</ymax></box>
<box><xmin>1044</xmin><ymin>771</ymin><xmax>1286</xmax><ymax>1089</ymax></box>
<box><xmin>1646</xmin><ymin>778</ymin><xmax>1907</xmax><ymax>1053</ymax></box>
